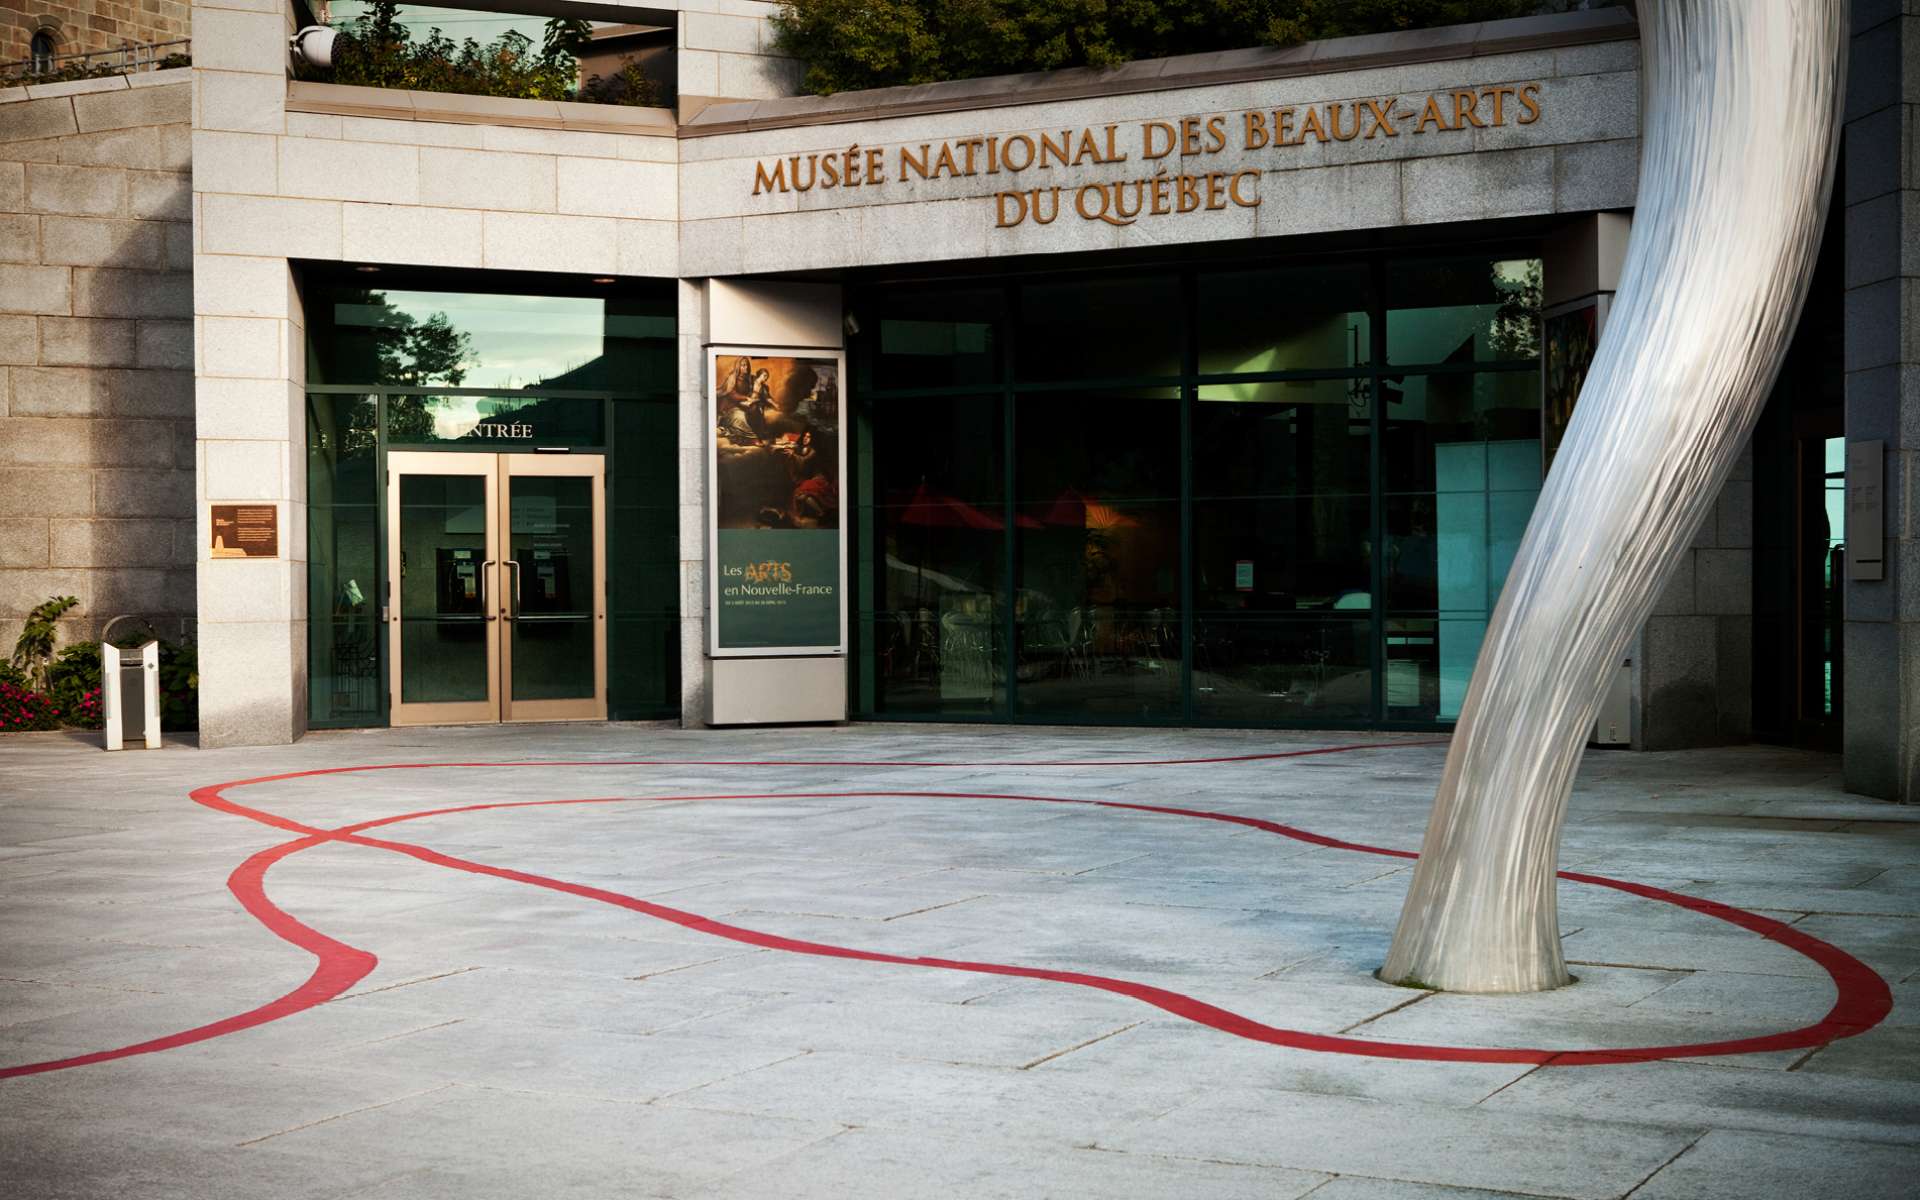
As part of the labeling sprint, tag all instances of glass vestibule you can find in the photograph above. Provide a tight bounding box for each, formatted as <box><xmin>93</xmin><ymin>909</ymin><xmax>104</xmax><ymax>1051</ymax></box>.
<box><xmin>851</xmin><ymin>251</ymin><xmax>1543</xmax><ymax>730</ymax></box>
<box><xmin>305</xmin><ymin>275</ymin><xmax>679</xmax><ymax>729</ymax></box>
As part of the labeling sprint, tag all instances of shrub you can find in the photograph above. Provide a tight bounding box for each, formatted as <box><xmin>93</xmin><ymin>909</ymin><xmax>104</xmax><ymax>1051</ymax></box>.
<box><xmin>48</xmin><ymin>642</ymin><xmax>104</xmax><ymax>730</ymax></box>
<box><xmin>770</xmin><ymin>0</ymin><xmax>1544</xmax><ymax>96</ymax></box>
<box><xmin>306</xmin><ymin>2</ymin><xmax>661</xmax><ymax>107</ymax></box>
<box><xmin>11</xmin><ymin>595</ymin><xmax>78</xmax><ymax>691</ymax></box>
<box><xmin>0</xmin><ymin>681</ymin><xmax>62</xmax><ymax>732</ymax></box>
<box><xmin>159</xmin><ymin>638</ymin><xmax>198</xmax><ymax>731</ymax></box>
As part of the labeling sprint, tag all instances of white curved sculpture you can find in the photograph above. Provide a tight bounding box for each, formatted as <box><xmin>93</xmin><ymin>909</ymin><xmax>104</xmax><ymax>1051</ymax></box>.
<box><xmin>1381</xmin><ymin>0</ymin><xmax>1848</xmax><ymax>993</ymax></box>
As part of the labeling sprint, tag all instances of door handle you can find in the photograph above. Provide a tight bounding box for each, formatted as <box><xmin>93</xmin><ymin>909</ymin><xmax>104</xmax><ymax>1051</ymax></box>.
<box><xmin>506</xmin><ymin>559</ymin><xmax>522</xmax><ymax>620</ymax></box>
<box><xmin>480</xmin><ymin>559</ymin><xmax>497</xmax><ymax>621</ymax></box>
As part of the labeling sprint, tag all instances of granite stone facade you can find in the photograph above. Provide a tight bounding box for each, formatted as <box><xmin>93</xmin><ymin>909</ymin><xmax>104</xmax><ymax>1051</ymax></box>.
<box><xmin>1637</xmin><ymin>450</ymin><xmax>1756</xmax><ymax>751</ymax></box>
<box><xmin>0</xmin><ymin>70</ymin><xmax>193</xmax><ymax>656</ymax></box>
<box><xmin>1840</xmin><ymin>0</ymin><xmax>1920</xmax><ymax>803</ymax></box>
<box><xmin>0</xmin><ymin>2</ymin><xmax>1902</xmax><ymax>800</ymax></box>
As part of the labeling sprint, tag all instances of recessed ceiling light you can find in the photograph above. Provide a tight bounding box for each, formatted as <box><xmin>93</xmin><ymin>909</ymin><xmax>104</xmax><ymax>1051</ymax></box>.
<box><xmin>354</xmin><ymin>264</ymin><xmax>380</xmax><ymax>273</ymax></box>
<box><xmin>591</xmin><ymin>276</ymin><xmax>616</xmax><ymax>284</ymax></box>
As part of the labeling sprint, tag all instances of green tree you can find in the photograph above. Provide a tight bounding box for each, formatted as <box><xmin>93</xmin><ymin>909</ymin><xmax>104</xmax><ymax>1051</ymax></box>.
<box><xmin>311</xmin><ymin>2</ymin><xmax>659</xmax><ymax>106</ymax></box>
<box><xmin>770</xmin><ymin>0</ymin><xmax>1546</xmax><ymax>96</ymax></box>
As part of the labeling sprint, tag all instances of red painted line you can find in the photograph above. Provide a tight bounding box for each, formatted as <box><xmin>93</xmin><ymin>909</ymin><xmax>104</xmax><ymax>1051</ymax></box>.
<box><xmin>0</xmin><ymin>833</ymin><xmax>376</xmax><ymax>1079</ymax></box>
<box><xmin>0</xmin><ymin>750</ymin><xmax>1892</xmax><ymax>1078</ymax></box>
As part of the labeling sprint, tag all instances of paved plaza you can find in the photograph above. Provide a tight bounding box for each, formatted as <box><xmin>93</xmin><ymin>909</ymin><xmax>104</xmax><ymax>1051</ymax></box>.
<box><xmin>2</xmin><ymin>724</ymin><xmax>1917</xmax><ymax>1199</ymax></box>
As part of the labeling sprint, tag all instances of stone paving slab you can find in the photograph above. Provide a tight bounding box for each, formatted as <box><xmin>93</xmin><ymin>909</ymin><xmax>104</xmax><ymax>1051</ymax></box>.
<box><xmin>1628</xmin><ymin>1128</ymin><xmax>1920</xmax><ymax>1199</ymax></box>
<box><xmin>1</xmin><ymin>724</ymin><xmax>1917</xmax><ymax>1197</ymax></box>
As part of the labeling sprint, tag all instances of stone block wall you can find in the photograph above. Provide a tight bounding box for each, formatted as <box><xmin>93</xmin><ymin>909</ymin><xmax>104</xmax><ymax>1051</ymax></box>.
<box><xmin>677</xmin><ymin>1</ymin><xmax>803</xmax><ymax>117</ymax></box>
<box><xmin>2</xmin><ymin>1</ymin><xmax>193</xmax><ymax>69</ymax></box>
<box><xmin>1840</xmin><ymin>0</ymin><xmax>1919</xmax><ymax>802</ymax></box>
<box><xmin>1636</xmin><ymin>450</ymin><xmax>1755</xmax><ymax>750</ymax></box>
<box><xmin>0</xmin><ymin>71</ymin><xmax>194</xmax><ymax>655</ymax></box>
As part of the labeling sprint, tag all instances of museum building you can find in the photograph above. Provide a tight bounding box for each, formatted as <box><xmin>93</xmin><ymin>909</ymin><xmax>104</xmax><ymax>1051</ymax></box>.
<box><xmin>1</xmin><ymin>2</ymin><xmax>1915</xmax><ymax>803</ymax></box>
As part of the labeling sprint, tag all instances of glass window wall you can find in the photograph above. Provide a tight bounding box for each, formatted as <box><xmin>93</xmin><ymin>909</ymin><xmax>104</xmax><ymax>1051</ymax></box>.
<box><xmin>852</xmin><ymin>250</ymin><xmax>1541</xmax><ymax>729</ymax></box>
<box><xmin>304</xmin><ymin>274</ymin><xmax>678</xmax><ymax>728</ymax></box>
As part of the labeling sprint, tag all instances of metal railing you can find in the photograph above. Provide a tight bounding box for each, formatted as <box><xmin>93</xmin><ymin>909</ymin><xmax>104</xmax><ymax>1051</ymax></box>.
<box><xmin>1</xmin><ymin>39</ymin><xmax>191</xmax><ymax>84</ymax></box>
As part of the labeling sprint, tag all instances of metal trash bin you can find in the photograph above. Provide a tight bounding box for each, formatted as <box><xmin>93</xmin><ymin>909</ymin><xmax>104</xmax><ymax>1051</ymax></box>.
<box><xmin>100</xmin><ymin>616</ymin><xmax>161</xmax><ymax>751</ymax></box>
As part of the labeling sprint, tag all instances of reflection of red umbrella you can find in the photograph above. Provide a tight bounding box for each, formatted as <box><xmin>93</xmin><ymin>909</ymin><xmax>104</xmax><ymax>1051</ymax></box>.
<box><xmin>898</xmin><ymin>482</ymin><xmax>1038</xmax><ymax>530</ymax></box>
<box><xmin>1043</xmin><ymin>487</ymin><xmax>1141</xmax><ymax>530</ymax></box>
<box><xmin>895</xmin><ymin>482</ymin><xmax>1035</xmax><ymax>607</ymax></box>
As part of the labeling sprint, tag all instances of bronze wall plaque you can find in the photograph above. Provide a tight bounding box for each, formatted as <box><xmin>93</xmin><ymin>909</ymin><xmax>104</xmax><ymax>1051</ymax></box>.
<box><xmin>210</xmin><ymin>504</ymin><xmax>278</xmax><ymax>558</ymax></box>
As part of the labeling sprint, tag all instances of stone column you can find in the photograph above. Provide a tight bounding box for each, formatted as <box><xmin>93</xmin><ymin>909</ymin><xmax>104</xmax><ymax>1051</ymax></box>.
<box><xmin>677</xmin><ymin>278</ymin><xmax>711</xmax><ymax>725</ymax></box>
<box><xmin>190</xmin><ymin>0</ymin><xmax>307</xmax><ymax>746</ymax></box>
<box><xmin>1842</xmin><ymin>0</ymin><xmax>1920</xmax><ymax>802</ymax></box>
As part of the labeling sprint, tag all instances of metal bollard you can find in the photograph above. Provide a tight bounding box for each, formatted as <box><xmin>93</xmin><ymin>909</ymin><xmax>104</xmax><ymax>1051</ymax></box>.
<box><xmin>99</xmin><ymin>617</ymin><xmax>161</xmax><ymax>751</ymax></box>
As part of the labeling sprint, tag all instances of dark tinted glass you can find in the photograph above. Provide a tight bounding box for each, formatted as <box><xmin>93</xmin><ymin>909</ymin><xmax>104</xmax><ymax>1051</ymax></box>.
<box><xmin>1015</xmin><ymin>275</ymin><xmax>1181</xmax><ymax>382</ymax></box>
<box><xmin>1386</xmin><ymin>257</ymin><xmax>1541</xmax><ymax>365</ymax></box>
<box><xmin>1382</xmin><ymin>370</ymin><xmax>1541</xmax><ymax>490</ymax></box>
<box><xmin>871</xmin><ymin>288</ymin><xmax>1003</xmax><ymax>390</ymax></box>
<box><xmin>1197</xmin><ymin>264</ymin><xmax>1372</xmax><ymax>374</ymax></box>
<box><xmin>306</xmin><ymin>392</ymin><xmax>381</xmax><ymax>727</ymax></box>
<box><xmin>848</xmin><ymin>252</ymin><xmax>1548</xmax><ymax>731</ymax></box>
<box><xmin>609</xmin><ymin>398</ymin><xmax>680</xmax><ymax>719</ymax></box>
<box><xmin>1192</xmin><ymin>617</ymin><xmax>1372</xmax><ymax>723</ymax></box>
<box><xmin>1014</xmin><ymin>389</ymin><xmax>1181</xmax><ymax>720</ymax></box>
<box><xmin>397</xmin><ymin>473</ymin><xmax>491</xmax><ymax>704</ymax></box>
<box><xmin>1193</xmin><ymin>379</ymin><xmax>1370</xmax><ymax>498</ymax></box>
<box><xmin>860</xmin><ymin>393</ymin><xmax>1006</xmax><ymax>717</ymax></box>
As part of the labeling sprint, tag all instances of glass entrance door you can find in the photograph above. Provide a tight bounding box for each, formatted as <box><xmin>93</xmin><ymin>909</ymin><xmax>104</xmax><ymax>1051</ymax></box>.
<box><xmin>500</xmin><ymin>454</ymin><xmax>605</xmax><ymax>721</ymax></box>
<box><xmin>388</xmin><ymin>451</ymin><xmax>606</xmax><ymax>726</ymax></box>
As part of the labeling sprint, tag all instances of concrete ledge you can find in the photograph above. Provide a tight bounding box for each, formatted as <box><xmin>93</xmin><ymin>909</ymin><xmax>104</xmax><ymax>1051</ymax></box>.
<box><xmin>287</xmin><ymin>80</ymin><xmax>676</xmax><ymax>135</ymax></box>
<box><xmin>0</xmin><ymin>66</ymin><xmax>191</xmax><ymax>107</ymax></box>
<box><xmin>681</xmin><ymin>8</ymin><xmax>1635</xmax><ymax>137</ymax></box>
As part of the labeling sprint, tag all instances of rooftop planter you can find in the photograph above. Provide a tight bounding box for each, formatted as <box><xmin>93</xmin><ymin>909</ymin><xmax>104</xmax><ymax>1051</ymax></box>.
<box><xmin>296</xmin><ymin>1</ymin><xmax>670</xmax><ymax>110</ymax></box>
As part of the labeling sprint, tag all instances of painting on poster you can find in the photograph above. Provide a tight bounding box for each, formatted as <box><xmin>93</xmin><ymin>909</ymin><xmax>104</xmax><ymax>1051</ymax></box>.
<box><xmin>708</xmin><ymin>347</ymin><xmax>846</xmax><ymax>656</ymax></box>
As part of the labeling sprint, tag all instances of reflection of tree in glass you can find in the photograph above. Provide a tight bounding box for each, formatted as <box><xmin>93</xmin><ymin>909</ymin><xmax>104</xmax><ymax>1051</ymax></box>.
<box><xmin>343</xmin><ymin>291</ymin><xmax>472</xmax><ymax>387</ymax></box>
<box><xmin>385</xmin><ymin>395</ymin><xmax>442</xmax><ymax>443</ymax></box>
<box><xmin>1488</xmin><ymin>259</ymin><xmax>1542</xmax><ymax>359</ymax></box>
<box><xmin>334</xmin><ymin>289</ymin><xmax>473</xmax><ymax>443</ymax></box>
<box><xmin>338</xmin><ymin>396</ymin><xmax>380</xmax><ymax>457</ymax></box>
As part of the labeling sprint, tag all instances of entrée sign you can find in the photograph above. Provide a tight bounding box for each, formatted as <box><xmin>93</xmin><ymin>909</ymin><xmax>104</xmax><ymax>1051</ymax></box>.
<box><xmin>748</xmin><ymin>83</ymin><xmax>1543</xmax><ymax>230</ymax></box>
